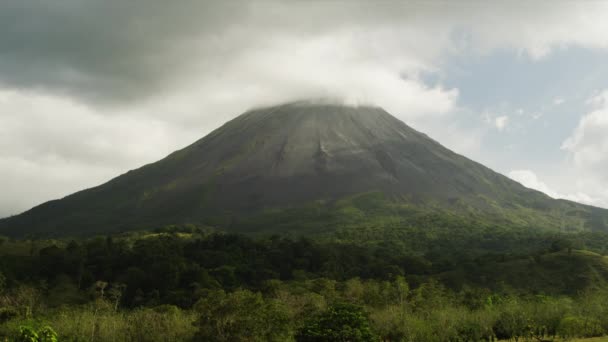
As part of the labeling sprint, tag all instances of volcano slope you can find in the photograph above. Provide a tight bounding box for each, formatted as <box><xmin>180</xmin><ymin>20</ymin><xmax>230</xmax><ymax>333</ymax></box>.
<box><xmin>1</xmin><ymin>101</ymin><xmax>607</xmax><ymax>237</ymax></box>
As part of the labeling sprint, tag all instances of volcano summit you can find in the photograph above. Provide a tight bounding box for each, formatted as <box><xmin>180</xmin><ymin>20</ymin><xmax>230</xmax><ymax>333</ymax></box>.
<box><xmin>1</xmin><ymin>101</ymin><xmax>607</xmax><ymax>236</ymax></box>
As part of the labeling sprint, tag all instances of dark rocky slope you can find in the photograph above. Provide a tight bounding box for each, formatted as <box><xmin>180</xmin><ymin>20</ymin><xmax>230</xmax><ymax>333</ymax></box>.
<box><xmin>1</xmin><ymin>101</ymin><xmax>606</xmax><ymax>236</ymax></box>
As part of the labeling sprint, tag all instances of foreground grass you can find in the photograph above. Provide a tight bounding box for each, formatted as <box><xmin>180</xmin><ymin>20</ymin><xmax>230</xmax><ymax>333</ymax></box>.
<box><xmin>0</xmin><ymin>302</ymin><xmax>197</xmax><ymax>342</ymax></box>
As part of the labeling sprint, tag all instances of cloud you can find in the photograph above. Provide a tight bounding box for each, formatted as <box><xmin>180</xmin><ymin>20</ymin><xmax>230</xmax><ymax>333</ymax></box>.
<box><xmin>3</xmin><ymin>1</ymin><xmax>608</xmax><ymax>215</ymax></box>
<box><xmin>508</xmin><ymin>170</ymin><xmax>558</xmax><ymax>197</ymax></box>
<box><xmin>562</xmin><ymin>90</ymin><xmax>608</xmax><ymax>182</ymax></box>
<box><xmin>0</xmin><ymin>1</ymin><xmax>465</xmax><ymax>216</ymax></box>
<box><xmin>508</xmin><ymin>169</ymin><xmax>599</xmax><ymax>206</ymax></box>
<box><xmin>0</xmin><ymin>1</ymin><xmax>450</xmax><ymax>106</ymax></box>
<box><xmin>494</xmin><ymin>116</ymin><xmax>509</xmax><ymax>131</ymax></box>
<box><xmin>2</xmin><ymin>1</ymin><xmax>608</xmax><ymax>106</ymax></box>
<box><xmin>482</xmin><ymin>112</ymin><xmax>509</xmax><ymax>131</ymax></box>
<box><xmin>0</xmin><ymin>1</ymin><xmax>247</xmax><ymax>104</ymax></box>
<box><xmin>0</xmin><ymin>89</ymin><xmax>202</xmax><ymax>217</ymax></box>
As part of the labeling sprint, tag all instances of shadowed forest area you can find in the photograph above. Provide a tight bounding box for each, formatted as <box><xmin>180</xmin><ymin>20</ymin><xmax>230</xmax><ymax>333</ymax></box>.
<box><xmin>3</xmin><ymin>226</ymin><xmax>608</xmax><ymax>341</ymax></box>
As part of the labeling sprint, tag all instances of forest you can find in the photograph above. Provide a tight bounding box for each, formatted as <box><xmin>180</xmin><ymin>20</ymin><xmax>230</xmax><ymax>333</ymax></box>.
<box><xmin>2</xmin><ymin>225</ymin><xmax>608</xmax><ymax>341</ymax></box>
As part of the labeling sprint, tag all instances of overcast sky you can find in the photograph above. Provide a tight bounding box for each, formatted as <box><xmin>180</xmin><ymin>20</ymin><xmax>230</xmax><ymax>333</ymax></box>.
<box><xmin>2</xmin><ymin>1</ymin><xmax>608</xmax><ymax>217</ymax></box>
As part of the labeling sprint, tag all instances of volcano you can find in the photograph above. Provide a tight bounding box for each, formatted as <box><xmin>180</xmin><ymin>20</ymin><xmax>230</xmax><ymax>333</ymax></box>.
<box><xmin>1</xmin><ymin>101</ymin><xmax>607</xmax><ymax>237</ymax></box>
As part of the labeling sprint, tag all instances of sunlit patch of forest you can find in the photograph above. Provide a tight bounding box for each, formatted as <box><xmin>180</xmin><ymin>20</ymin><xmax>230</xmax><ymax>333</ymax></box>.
<box><xmin>3</xmin><ymin>226</ymin><xmax>608</xmax><ymax>341</ymax></box>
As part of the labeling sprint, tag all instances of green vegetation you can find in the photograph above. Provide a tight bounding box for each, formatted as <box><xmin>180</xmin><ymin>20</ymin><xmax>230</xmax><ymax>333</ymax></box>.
<box><xmin>2</xmin><ymin>227</ymin><xmax>608</xmax><ymax>341</ymax></box>
<box><xmin>236</xmin><ymin>191</ymin><xmax>600</xmax><ymax>238</ymax></box>
<box><xmin>296</xmin><ymin>302</ymin><xmax>376</xmax><ymax>341</ymax></box>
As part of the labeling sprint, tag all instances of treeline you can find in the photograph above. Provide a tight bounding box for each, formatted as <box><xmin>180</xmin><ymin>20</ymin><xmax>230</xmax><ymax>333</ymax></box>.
<box><xmin>2</xmin><ymin>273</ymin><xmax>608</xmax><ymax>341</ymax></box>
<box><xmin>1</xmin><ymin>229</ymin><xmax>608</xmax><ymax>341</ymax></box>
<box><xmin>1</xmin><ymin>232</ymin><xmax>429</xmax><ymax>308</ymax></box>
<box><xmin>0</xmin><ymin>229</ymin><xmax>593</xmax><ymax>306</ymax></box>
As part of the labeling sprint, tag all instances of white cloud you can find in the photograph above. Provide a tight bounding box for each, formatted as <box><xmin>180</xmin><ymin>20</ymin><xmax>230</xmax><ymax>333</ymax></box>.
<box><xmin>482</xmin><ymin>112</ymin><xmax>510</xmax><ymax>132</ymax></box>
<box><xmin>0</xmin><ymin>89</ymin><xmax>202</xmax><ymax>217</ymax></box>
<box><xmin>562</xmin><ymin>90</ymin><xmax>608</xmax><ymax>182</ymax></box>
<box><xmin>509</xmin><ymin>170</ymin><xmax>558</xmax><ymax>197</ymax></box>
<box><xmin>495</xmin><ymin>116</ymin><xmax>509</xmax><ymax>131</ymax></box>
<box><xmin>462</xmin><ymin>2</ymin><xmax>608</xmax><ymax>59</ymax></box>
<box><xmin>508</xmin><ymin>169</ymin><xmax>599</xmax><ymax>206</ymax></box>
<box><xmin>532</xmin><ymin>112</ymin><xmax>543</xmax><ymax>120</ymax></box>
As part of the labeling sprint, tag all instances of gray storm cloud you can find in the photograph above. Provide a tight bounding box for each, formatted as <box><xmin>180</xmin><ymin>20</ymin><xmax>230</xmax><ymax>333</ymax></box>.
<box><xmin>0</xmin><ymin>1</ymin><xmax>455</xmax><ymax>106</ymax></box>
<box><xmin>2</xmin><ymin>1</ymin><xmax>605</xmax><ymax>105</ymax></box>
<box><xmin>2</xmin><ymin>1</ymin><xmax>608</xmax><ymax>216</ymax></box>
<box><xmin>0</xmin><ymin>1</ymin><xmax>248</xmax><ymax>104</ymax></box>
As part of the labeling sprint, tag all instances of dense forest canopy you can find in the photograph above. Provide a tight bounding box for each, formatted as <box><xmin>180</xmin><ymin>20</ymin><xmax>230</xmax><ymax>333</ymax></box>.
<box><xmin>2</xmin><ymin>224</ymin><xmax>608</xmax><ymax>341</ymax></box>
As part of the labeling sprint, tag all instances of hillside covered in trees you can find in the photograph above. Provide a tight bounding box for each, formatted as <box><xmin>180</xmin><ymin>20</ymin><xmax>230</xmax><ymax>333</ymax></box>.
<box><xmin>3</xmin><ymin>225</ymin><xmax>608</xmax><ymax>341</ymax></box>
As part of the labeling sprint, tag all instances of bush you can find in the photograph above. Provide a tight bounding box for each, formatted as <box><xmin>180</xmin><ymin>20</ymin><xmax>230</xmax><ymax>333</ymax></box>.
<box><xmin>193</xmin><ymin>289</ymin><xmax>291</xmax><ymax>342</ymax></box>
<box><xmin>125</xmin><ymin>307</ymin><xmax>196</xmax><ymax>342</ymax></box>
<box><xmin>38</xmin><ymin>326</ymin><xmax>59</xmax><ymax>342</ymax></box>
<box><xmin>296</xmin><ymin>302</ymin><xmax>377</xmax><ymax>342</ymax></box>
<box><xmin>17</xmin><ymin>325</ymin><xmax>58</xmax><ymax>342</ymax></box>
<box><xmin>558</xmin><ymin>316</ymin><xmax>604</xmax><ymax>339</ymax></box>
<box><xmin>42</xmin><ymin>304</ymin><xmax>196</xmax><ymax>342</ymax></box>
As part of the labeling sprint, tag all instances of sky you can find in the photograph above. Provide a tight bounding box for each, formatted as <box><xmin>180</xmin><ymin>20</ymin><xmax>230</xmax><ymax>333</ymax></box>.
<box><xmin>2</xmin><ymin>1</ymin><xmax>608</xmax><ymax>217</ymax></box>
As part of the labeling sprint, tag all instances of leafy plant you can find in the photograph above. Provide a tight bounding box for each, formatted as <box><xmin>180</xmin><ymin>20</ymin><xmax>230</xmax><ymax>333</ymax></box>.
<box><xmin>18</xmin><ymin>326</ymin><xmax>38</xmax><ymax>342</ymax></box>
<box><xmin>18</xmin><ymin>325</ymin><xmax>58</xmax><ymax>342</ymax></box>
<box><xmin>38</xmin><ymin>326</ymin><xmax>58</xmax><ymax>342</ymax></box>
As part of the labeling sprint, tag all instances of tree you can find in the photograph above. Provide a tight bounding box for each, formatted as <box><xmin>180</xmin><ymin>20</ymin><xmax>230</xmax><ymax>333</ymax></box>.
<box><xmin>550</xmin><ymin>238</ymin><xmax>574</xmax><ymax>254</ymax></box>
<box><xmin>343</xmin><ymin>278</ymin><xmax>364</xmax><ymax>303</ymax></box>
<box><xmin>0</xmin><ymin>270</ymin><xmax>5</xmax><ymax>294</ymax></box>
<box><xmin>107</xmin><ymin>283</ymin><xmax>127</xmax><ymax>311</ymax></box>
<box><xmin>296</xmin><ymin>302</ymin><xmax>377</xmax><ymax>342</ymax></box>
<box><xmin>193</xmin><ymin>289</ymin><xmax>291</xmax><ymax>342</ymax></box>
<box><xmin>393</xmin><ymin>276</ymin><xmax>409</xmax><ymax>308</ymax></box>
<box><xmin>493</xmin><ymin>299</ymin><xmax>531</xmax><ymax>342</ymax></box>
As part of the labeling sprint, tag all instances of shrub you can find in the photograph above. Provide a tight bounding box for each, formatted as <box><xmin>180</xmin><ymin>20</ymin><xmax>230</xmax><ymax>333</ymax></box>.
<box><xmin>493</xmin><ymin>303</ymin><xmax>530</xmax><ymax>341</ymax></box>
<box><xmin>42</xmin><ymin>304</ymin><xmax>196</xmax><ymax>342</ymax></box>
<box><xmin>558</xmin><ymin>316</ymin><xmax>604</xmax><ymax>339</ymax></box>
<box><xmin>296</xmin><ymin>302</ymin><xmax>377</xmax><ymax>342</ymax></box>
<box><xmin>193</xmin><ymin>289</ymin><xmax>291</xmax><ymax>342</ymax></box>
<box><xmin>38</xmin><ymin>326</ymin><xmax>58</xmax><ymax>342</ymax></box>
<box><xmin>17</xmin><ymin>325</ymin><xmax>58</xmax><ymax>342</ymax></box>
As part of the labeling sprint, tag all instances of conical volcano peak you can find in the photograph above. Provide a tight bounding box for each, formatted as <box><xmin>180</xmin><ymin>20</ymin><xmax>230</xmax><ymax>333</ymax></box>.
<box><xmin>2</xmin><ymin>101</ymin><xmax>607</xmax><ymax>236</ymax></box>
<box><xmin>231</xmin><ymin>99</ymin><xmax>414</xmax><ymax>145</ymax></box>
<box><xmin>204</xmin><ymin>101</ymin><xmax>430</xmax><ymax>186</ymax></box>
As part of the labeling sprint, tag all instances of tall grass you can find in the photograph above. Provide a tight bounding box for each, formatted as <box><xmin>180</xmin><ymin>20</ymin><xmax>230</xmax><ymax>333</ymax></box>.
<box><xmin>0</xmin><ymin>301</ymin><xmax>196</xmax><ymax>342</ymax></box>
